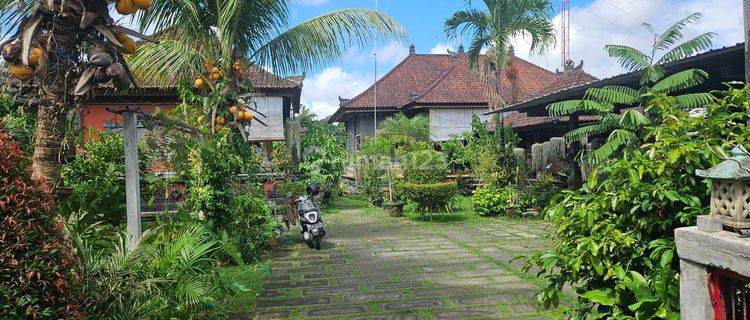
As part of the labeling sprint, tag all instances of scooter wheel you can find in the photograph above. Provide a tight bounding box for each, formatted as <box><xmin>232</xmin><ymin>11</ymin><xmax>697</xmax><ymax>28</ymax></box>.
<box><xmin>313</xmin><ymin>238</ymin><xmax>321</xmax><ymax>250</ymax></box>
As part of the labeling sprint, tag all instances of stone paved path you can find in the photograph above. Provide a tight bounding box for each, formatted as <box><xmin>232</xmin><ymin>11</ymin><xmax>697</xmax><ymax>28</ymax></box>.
<box><xmin>244</xmin><ymin>200</ymin><xmax>563</xmax><ymax>319</ymax></box>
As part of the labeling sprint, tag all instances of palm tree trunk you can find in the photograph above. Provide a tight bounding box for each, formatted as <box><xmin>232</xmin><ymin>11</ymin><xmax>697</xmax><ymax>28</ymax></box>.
<box><xmin>31</xmin><ymin>21</ymin><xmax>79</xmax><ymax>189</ymax></box>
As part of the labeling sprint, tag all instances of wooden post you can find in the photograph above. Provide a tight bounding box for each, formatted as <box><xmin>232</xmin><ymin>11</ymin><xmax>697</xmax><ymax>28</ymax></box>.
<box><xmin>123</xmin><ymin>110</ymin><xmax>142</xmax><ymax>251</ymax></box>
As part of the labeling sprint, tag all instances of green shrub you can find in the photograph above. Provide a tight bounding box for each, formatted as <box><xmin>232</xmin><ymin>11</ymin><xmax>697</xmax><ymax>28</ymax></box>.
<box><xmin>60</xmin><ymin>131</ymin><xmax>131</xmax><ymax>226</ymax></box>
<box><xmin>472</xmin><ymin>185</ymin><xmax>515</xmax><ymax>216</ymax></box>
<box><xmin>0</xmin><ymin>128</ymin><xmax>83</xmax><ymax>319</ymax></box>
<box><xmin>230</xmin><ymin>192</ymin><xmax>278</xmax><ymax>261</ymax></box>
<box><xmin>399</xmin><ymin>181</ymin><xmax>458</xmax><ymax>214</ymax></box>
<box><xmin>352</xmin><ymin>155</ymin><xmax>387</xmax><ymax>201</ymax></box>
<box><xmin>402</xmin><ymin>149</ymin><xmax>449</xmax><ymax>183</ymax></box>
<box><xmin>275</xmin><ymin>179</ymin><xmax>306</xmax><ymax>197</ymax></box>
<box><xmin>527</xmin><ymin>87</ymin><xmax>750</xmax><ymax>319</ymax></box>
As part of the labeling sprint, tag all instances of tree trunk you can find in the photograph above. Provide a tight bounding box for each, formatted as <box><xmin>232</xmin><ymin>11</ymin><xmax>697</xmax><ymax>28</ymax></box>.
<box><xmin>31</xmin><ymin>20</ymin><xmax>79</xmax><ymax>189</ymax></box>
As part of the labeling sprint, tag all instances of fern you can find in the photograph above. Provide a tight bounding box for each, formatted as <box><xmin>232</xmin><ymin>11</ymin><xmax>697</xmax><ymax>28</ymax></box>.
<box><xmin>657</xmin><ymin>32</ymin><xmax>716</xmax><ymax>65</ymax></box>
<box><xmin>653</xmin><ymin>13</ymin><xmax>703</xmax><ymax>51</ymax></box>
<box><xmin>548</xmin><ymin>99</ymin><xmax>608</xmax><ymax>117</ymax></box>
<box><xmin>619</xmin><ymin>109</ymin><xmax>651</xmax><ymax>128</ymax></box>
<box><xmin>585</xmin><ymin>86</ymin><xmax>638</xmax><ymax>105</ymax></box>
<box><xmin>652</xmin><ymin>69</ymin><xmax>708</xmax><ymax>94</ymax></box>
<box><xmin>674</xmin><ymin>92</ymin><xmax>715</xmax><ymax>109</ymax></box>
<box><xmin>586</xmin><ymin>129</ymin><xmax>637</xmax><ymax>164</ymax></box>
<box><xmin>565</xmin><ymin>119</ymin><xmax>614</xmax><ymax>143</ymax></box>
<box><xmin>604</xmin><ymin>44</ymin><xmax>651</xmax><ymax>72</ymax></box>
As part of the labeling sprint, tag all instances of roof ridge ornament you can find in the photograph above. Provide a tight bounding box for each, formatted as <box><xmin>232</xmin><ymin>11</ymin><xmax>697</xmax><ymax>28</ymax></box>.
<box><xmin>409</xmin><ymin>43</ymin><xmax>415</xmax><ymax>55</ymax></box>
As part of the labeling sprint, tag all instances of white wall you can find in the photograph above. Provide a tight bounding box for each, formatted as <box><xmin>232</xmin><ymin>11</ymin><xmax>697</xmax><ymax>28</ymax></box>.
<box><xmin>429</xmin><ymin>107</ymin><xmax>490</xmax><ymax>141</ymax></box>
<box><xmin>247</xmin><ymin>96</ymin><xmax>285</xmax><ymax>141</ymax></box>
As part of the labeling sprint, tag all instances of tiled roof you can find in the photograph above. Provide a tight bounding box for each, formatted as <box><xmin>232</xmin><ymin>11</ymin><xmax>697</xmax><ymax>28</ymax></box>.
<box><xmin>515</xmin><ymin>66</ymin><xmax>598</xmax><ymax>104</ymax></box>
<box><xmin>340</xmin><ymin>53</ymin><xmax>557</xmax><ymax>109</ymax></box>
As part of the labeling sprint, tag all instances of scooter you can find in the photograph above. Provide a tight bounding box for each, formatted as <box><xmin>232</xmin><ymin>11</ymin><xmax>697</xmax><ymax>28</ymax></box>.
<box><xmin>295</xmin><ymin>183</ymin><xmax>326</xmax><ymax>250</ymax></box>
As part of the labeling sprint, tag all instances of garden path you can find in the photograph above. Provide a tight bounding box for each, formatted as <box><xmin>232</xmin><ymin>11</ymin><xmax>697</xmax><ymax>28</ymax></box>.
<box><xmin>243</xmin><ymin>200</ymin><xmax>563</xmax><ymax>319</ymax></box>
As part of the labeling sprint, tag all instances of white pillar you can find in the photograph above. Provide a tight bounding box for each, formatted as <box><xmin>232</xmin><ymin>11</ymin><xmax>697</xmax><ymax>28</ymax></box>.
<box><xmin>123</xmin><ymin>110</ymin><xmax>141</xmax><ymax>251</ymax></box>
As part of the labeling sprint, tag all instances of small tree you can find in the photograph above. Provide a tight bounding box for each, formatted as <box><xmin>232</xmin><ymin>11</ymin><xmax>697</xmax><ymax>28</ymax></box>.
<box><xmin>548</xmin><ymin>13</ymin><xmax>716</xmax><ymax>164</ymax></box>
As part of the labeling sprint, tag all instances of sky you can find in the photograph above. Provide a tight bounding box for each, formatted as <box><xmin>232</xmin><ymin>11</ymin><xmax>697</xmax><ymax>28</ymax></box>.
<box><xmin>288</xmin><ymin>0</ymin><xmax>744</xmax><ymax>119</ymax></box>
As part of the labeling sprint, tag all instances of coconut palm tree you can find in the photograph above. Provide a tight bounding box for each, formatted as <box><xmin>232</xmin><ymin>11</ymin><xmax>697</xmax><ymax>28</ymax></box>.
<box><xmin>129</xmin><ymin>0</ymin><xmax>405</xmax><ymax>93</ymax></box>
<box><xmin>444</xmin><ymin>0</ymin><xmax>555</xmax><ymax>110</ymax></box>
<box><xmin>0</xmin><ymin>0</ymin><xmax>156</xmax><ymax>188</ymax></box>
<box><xmin>548</xmin><ymin>13</ymin><xmax>716</xmax><ymax>164</ymax></box>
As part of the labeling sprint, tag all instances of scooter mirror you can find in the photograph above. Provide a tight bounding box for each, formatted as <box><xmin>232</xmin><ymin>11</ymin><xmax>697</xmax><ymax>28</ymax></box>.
<box><xmin>306</xmin><ymin>182</ymin><xmax>320</xmax><ymax>196</ymax></box>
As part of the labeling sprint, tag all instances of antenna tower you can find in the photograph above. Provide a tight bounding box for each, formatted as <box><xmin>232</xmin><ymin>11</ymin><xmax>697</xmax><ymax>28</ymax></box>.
<box><xmin>561</xmin><ymin>0</ymin><xmax>570</xmax><ymax>67</ymax></box>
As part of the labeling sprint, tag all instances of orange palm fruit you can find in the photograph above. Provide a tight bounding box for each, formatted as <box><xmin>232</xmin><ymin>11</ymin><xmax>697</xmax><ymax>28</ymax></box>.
<box><xmin>133</xmin><ymin>0</ymin><xmax>151</xmax><ymax>10</ymax></box>
<box><xmin>229</xmin><ymin>105</ymin><xmax>238</xmax><ymax>114</ymax></box>
<box><xmin>115</xmin><ymin>33</ymin><xmax>137</xmax><ymax>54</ymax></box>
<box><xmin>243</xmin><ymin>111</ymin><xmax>254</xmax><ymax>121</ymax></box>
<box><xmin>27</xmin><ymin>47</ymin><xmax>42</xmax><ymax>65</ymax></box>
<box><xmin>194</xmin><ymin>78</ymin><xmax>206</xmax><ymax>89</ymax></box>
<box><xmin>116</xmin><ymin>0</ymin><xmax>137</xmax><ymax>15</ymax></box>
<box><xmin>236</xmin><ymin>110</ymin><xmax>245</xmax><ymax>121</ymax></box>
<box><xmin>9</xmin><ymin>64</ymin><xmax>33</xmax><ymax>80</ymax></box>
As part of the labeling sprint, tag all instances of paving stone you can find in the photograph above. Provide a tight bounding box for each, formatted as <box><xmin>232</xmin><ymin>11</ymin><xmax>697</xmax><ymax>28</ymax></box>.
<box><xmin>347</xmin><ymin>312</ymin><xmax>424</xmax><ymax>320</ymax></box>
<box><xmin>301</xmin><ymin>285</ymin><xmax>361</xmax><ymax>296</ymax></box>
<box><xmin>250</xmin><ymin>310</ymin><xmax>291</xmax><ymax>319</ymax></box>
<box><xmin>343</xmin><ymin>292</ymin><xmax>403</xmax><ymax>303</ymax></box>
<box><xmin>378</xmin><ymin>300</ymin><xmax>444</xmax><ymax>310</ymax></box>
<box><xmin>454</xmin><ymin>294</ymin><xmax>517</xmax><ymax>306</ymax></box>
<box><xmin>255</xmin><ymin>296</ymin><xmax>331</xmax><ymax>308</ymax></box>
<box><xmin>507</xmin><ymin>304</ymin><xmax>539</xmax><ymax>314</ymax></box>
<box><xmin>411</xmin><ymin>287</ymin><xmax>472</xmax><ymax>297</ymax></box>
<box><xmin>432</xmin><ymin>308</ymin><xmax>501</xmax><ymax>319</ymax></box>
<box><xmin>303</xmin><ymin>305</ymin><xmax>369</xmax><ymax>317</ymax></box>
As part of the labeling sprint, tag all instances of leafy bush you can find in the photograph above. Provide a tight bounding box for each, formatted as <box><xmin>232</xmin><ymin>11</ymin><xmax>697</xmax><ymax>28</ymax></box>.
<box><xmin>0</xmin><ymin>97</ymin><xmax>36</xmax><ymax>153</ymax></box>
<box><xmin>351</xmin><ymin>155</ymin><xmax>388</xmax><ymax>202</ymax></box>
<box><xmin>274</xmin><ymin>179</ymin><xmax>306</xmax><ymax>198</ymax></box>
<box><xmin>526</xmin><ymin>87</ymin><xmax>750</xmax><ymax>319</ymax></box>
<box><xmin>472</xmin><ymin>185</ymin><xmax>515</xmax><ymax>216</ymax></box>
<box><xmin>60</xmin><ymin>131</ymin><xmax>133</xmax><ymax>226</ymax></box>
<box><xmin>230</xmin><ymin>192</ymin><xmax>278</xmax><ymax>261</ymax></box>
<box><xmin>0</xmin><ymin>127</ymin><xmax>84</xmax><ymax>319</ymax></box>
<box><xmin>399</xmin><ymin>181</ymin><xmax>458</xmax><ymax>214</ymax></box>
<box><xmin>402</xmin><ymin>149</ymin><xmax>449</xmax><ymax>183</ymax></box>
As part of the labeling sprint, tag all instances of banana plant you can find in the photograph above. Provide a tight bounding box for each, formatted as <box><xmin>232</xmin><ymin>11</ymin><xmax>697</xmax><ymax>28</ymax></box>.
<box><xmin>547</xmin><ymin>13</ymin><xmax>716</xmax><ymax>164</ymax></box>
<box><xmin>0</xmin><ymin>0</ymin><xmax>158</xmax><ymax>187</ymax></box>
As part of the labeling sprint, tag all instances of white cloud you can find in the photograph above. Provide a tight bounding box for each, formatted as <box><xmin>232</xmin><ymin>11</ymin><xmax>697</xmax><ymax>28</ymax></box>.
<box><xmin>430</xmin><ymin>43</ymin><xmax>453</xmax><ymax>54</ymax></box>
<box><xmin>508</xmin><ymin>0</ymin><xmax>743</xmax><ymax>78</ymax></box>
<box><xmin>345</xmin><ymin>41</ymin><xmax>409</xmax><ymax>69</ymax></box>
<box><xmin>291</xmin><ymin>0</ymin><xmax>329</xmax><ymax>6</ymax></box>
<box><xmin>301</xmin><ymin>67</ymin><xmax>372</xmax><ymax>119</ymax></box>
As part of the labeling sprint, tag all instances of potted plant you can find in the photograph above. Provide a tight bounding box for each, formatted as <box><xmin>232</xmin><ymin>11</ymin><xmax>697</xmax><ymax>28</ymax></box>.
<box><xmin>383</xmin><ymin>162</ymin><xmax>403</xmax><ymax>217</ymax></box>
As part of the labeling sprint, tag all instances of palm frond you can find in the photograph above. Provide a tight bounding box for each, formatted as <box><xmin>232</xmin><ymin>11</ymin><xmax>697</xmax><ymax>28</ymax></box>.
<box><xmin>547</xmin><ymin>99</ymin><xmax>609</xmax><ymax>117</ymax></box>
<box><xmin>604</xmin><ymin>44</ymin><xmax>651</xmax><ymax>72</ymax></box>
<box><xmin>584</xmin><ymin>86</ymin><xmax>638</xmax><ymax>105</ymax></box>
<box><xmin>0</xmin><ymin>0</ymin><xmax>35</xmax><ymax>39</ymax></box>
<box><xmin>128</xmin><ymin>40</ymin><xmax>206</xmax><ymax>87</ymax></box>
<box><xmin>654</xmin><ymin>12</ymin><xmax>703</xmax><ymax>51</ymax></box>
<box><xmin>674</xmin><ymin>92</ymin><xmax>715</xmax><ymax>109</ymax></box>
<box><xmin>444</xmin><ymin>8</ymin><xmax>491</xmax><ymax>41</ymax></box>
<box><xmin>651</xmin><ymin>69</ymin><xmax>708</xmax><ymax>94</ymax></box>
<box><xmin>656</xmin><ymin>32</ymin><xmax>715</xmax><ymax>65</ymax></box>
<box><xmin>251</xmin><ymin>9</ymin><xmax>405</xmax><ymax>76</ymax></box>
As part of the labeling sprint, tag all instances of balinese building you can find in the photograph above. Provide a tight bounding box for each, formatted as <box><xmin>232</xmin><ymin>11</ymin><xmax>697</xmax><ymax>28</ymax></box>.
<box><xmin>80</xmin><ymin>66</ymin><xmax>303</xmax><ymax>155</ymax></box>
<box><xmin>328</xmin><ymin>44</ymin><xmax>597</xmax><ymax>150</ymax></box>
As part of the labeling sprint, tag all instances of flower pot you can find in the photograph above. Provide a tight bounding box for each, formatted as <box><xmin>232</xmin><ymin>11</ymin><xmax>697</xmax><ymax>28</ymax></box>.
<box><xmin>384</xmin><ymin>202</ymin><xmax>404</xmax><ymax>217</ymax></box>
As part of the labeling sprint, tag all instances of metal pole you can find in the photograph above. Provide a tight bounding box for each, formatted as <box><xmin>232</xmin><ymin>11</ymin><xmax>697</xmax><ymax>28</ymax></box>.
<box><xmin>123</xmin><ymin>110</ymin><xmax>142</xmax><ymax>251</ymax></box>
<box><xmin>373</xmin><ymin>0</ymin><xmax>379</xmax><ymax>136</ymax></box>
<box><xmin>374</xmin><ymin>52</ymin><xmax>378</xmax><ymax>136</ymax></box>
